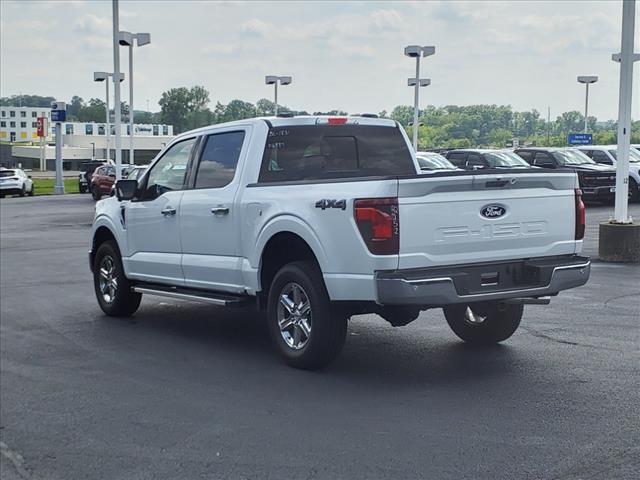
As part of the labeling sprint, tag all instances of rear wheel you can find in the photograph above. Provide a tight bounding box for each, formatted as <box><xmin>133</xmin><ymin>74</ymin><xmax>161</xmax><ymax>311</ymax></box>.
<box><xmin>267</xmin><ymin>261</ymin><xmax>347</xmax><ymax>370</ymax></box>
<box><xmin>28</xmin><ymin>183</ymin><xmax>34</xmax><ymax>196</ymax></box>
<box><xmin>93</xmin><ymin>240</ymin><xmax>141</xmax><ymax>317</ymax></box>
<box><xmin>443</xmin><ymin>301</ymin><xmax>523</xmax><ymax>345</ymax></box>
<box><xmin>91</xmin><ymin>185</ymin><xmax>102</xmax><ymax>201</ymax></box>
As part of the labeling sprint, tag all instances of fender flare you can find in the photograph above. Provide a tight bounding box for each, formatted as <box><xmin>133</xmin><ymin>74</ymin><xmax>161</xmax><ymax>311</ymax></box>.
<box><xmin>252</xmin><ymin>214</ymin><xmax>329</xmax><ymax>273</ymax></box>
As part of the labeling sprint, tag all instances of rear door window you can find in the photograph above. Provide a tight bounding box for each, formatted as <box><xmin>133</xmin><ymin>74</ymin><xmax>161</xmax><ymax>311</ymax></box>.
<box><xmin>446</xmin><ymin>152</ymin><xmax>467</xmax><ymax>168</ymax></box>
<box><xmin>258</xmin><ymin>125</ymin><xmax>414</xmax><ymax>183</ymax></box>
<box><xmin>533</xmin><ymin>152</ymin><xmax>556</xmax><ymax>167</ymax></box>
<box><xmin>466</xmin><ymin>154</ymin><xmax>487</xmax><ymax>169</ymax></box>
<box><xmin>515</xmin><ymin>150</ymin><xmax>533</xmax><ymax>163</ymax></box>
<box><xmin>194</xmin><ymin>131</ymin><xmax>245</xmax><ymax>189</ymax></box>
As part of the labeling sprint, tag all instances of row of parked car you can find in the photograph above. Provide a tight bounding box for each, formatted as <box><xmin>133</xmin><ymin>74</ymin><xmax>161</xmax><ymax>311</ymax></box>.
<box><xmin>78</xmin><ymin>161</ymin><xmax>147</xmax><ymax>200</ymax></box>
<box><xmin>417</xmin><ymin>144</ymin><xmax>640</xmax><ymax>202</ymax></box>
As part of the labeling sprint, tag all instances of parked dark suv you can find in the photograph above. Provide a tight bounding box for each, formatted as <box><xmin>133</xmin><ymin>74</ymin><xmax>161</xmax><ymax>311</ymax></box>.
<box><xmin>445</xmin><ymin>149</ymin><xmax>534</xmax><ymax>170</ymax></box>
<box><xmin>514</xmin><ymin>147</ymin><xmax>616</xmax><ymax>202</ymax></box>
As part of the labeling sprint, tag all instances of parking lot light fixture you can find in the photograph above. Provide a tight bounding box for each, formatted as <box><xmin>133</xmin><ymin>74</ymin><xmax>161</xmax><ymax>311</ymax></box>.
<box><xmin>405</xmin><ymin>45</ymin><xmax>435</xmax><ymax>151</ymax></box>
<box><xmin>265</xmin><ymin>76</ymin><xmax>292</xmax><ymax>116</ymax></box>
<box><xmin>577</xmin><ymin>76</ymin><xmax>598</xmax><ymax>134</ymax></box>
<box><xmin>94</xmin><ymin>71</ymin><xmax>124</xmax><ymax>162</ymax></box>
<box><xmin>119</xmin><ymin>31</ymin><xmax>151</xmax><ymax>166</ymax></box>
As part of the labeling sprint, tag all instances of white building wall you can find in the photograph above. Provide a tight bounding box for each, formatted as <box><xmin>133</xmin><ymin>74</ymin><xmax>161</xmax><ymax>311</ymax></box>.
<box><xmin>0</xmin><ymin>107</ymin><xmax>51</xmax><ymax>142</ymax></box>
<box><xmin>0</xmin><ymin>106</ymin><xmax>173</xmax><ymax>143</ymax></box>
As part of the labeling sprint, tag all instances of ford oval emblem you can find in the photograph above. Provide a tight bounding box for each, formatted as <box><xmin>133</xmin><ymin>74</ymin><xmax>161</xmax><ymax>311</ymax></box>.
<box><xmin>480</xmin><ymin>204</ymin><xmax>506</xmax><ymax>219</ymax></box>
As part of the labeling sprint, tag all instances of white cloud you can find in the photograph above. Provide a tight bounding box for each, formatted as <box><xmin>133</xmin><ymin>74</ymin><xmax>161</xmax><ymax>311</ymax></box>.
<box><xmin>73</xmin><ymin>13</ymin><xmax>111</xmax><ymax>34</ymax></box>
<box><xmin>240</xmin><ymin>18</ymin><xmax>273</xmax><ymax>37</ymax></box>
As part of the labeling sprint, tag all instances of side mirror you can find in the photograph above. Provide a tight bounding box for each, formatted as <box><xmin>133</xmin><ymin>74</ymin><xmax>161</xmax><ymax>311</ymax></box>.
<box><xmin>28</xmin><ymin>175</ymin><xmax>32</xmax><ymax>179</ymax></box>
<box><xmin>115</xmin><ymin>179</ymin><xmax>138</xmax><ymax>201</ymax></box>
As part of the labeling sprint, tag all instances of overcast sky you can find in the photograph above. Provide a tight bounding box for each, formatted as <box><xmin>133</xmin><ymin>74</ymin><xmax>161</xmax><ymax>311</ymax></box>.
<box><xmin>1</xmin><ymin>0</ymin><xmax>638</xmax><ymax>120</ymax></box>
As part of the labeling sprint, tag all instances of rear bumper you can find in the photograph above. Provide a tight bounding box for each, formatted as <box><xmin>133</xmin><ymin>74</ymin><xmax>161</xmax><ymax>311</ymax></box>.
<box><xmin>376</xmin><ymin>255</ymin><xmax>590</xmax><ymax>306</ymax></box>
<box><xmin>0</xmin><ymin>186</ymin><xmax>22</xmax><ymax>195</ymax></box>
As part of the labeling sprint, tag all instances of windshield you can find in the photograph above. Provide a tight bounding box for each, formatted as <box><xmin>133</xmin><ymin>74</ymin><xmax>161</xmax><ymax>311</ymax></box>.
<box><xmin>416</xmin><ymin>153</ymin><xmax>456</xmax><ymax>170</ymax></box>
<box><xmin>609</xmin><ymin>148</ymin><xmax>640</xmax><ymax>163</ymax></box>
<box><xmin>484</xmin><ymin>151</ymin><xmax>530</xmax><ymax>167</ymax></box>
<box><xmin>0</xmin><ymin>170</ymin><xmax>16</xmax><ymax>178</ymax></box>
<box><xmin>552</xmin><ymin>149</ymin><xmax>595</xmax><ymax>165</ymax></box>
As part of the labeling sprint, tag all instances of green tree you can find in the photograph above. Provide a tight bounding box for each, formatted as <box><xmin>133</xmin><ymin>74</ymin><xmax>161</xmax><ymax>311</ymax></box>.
<box><xmin>67</xmin><ymin>96</ymin><xmax>84</xmax><ymax>120</ymax></box>
<box><xmin>77</xmin><ymin>98</ymin><xmax>106</xmax><ymax>123</ymax></box>
<box><xmin>158</xmin><ymin>87</ymin><xmax>192</xmax><ymax>133</ymax></box>
<box><xmin>256</xmin><ymin>98</ymin><xmax>275</xmax><ymax>116</ymax></box>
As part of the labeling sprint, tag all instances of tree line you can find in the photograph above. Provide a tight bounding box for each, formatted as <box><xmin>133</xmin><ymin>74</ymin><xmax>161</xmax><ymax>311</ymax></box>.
<box><xmin>2</xmin><ymin>90</ymin><xmax>636</xmax><ymax>147</ymax></box>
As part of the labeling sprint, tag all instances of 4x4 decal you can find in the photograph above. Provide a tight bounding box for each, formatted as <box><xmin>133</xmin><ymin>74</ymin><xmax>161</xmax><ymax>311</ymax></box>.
<box><xmin>315</xmin><ymin>199</ymin><xmax>347</xmax><ymax>210</ymax></box>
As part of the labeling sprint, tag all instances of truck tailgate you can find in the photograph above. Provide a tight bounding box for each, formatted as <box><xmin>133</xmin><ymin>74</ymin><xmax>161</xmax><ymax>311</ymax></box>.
<box><xmin>397</xmin><ymin>171</ymin><xmax>579</xmax><ymax>269</ymax></box>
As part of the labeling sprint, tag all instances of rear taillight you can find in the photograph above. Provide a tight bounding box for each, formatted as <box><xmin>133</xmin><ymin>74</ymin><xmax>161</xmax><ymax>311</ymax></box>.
<box><xmin>354</xmin><ymin>197</ymin><xmax>399</xmax><ymax>255</ymax></box>
<box><xmin>575</xmin><ymin>188</ymin><xmax>585</xmax><ymax>240</ymax></box>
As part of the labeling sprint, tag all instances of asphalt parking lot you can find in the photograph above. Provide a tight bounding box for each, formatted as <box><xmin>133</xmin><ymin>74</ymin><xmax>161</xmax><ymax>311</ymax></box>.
<box><xmin>1</xmin><ymin>194</ymin><xmax>638</xmax><ymax>480</ymax></box>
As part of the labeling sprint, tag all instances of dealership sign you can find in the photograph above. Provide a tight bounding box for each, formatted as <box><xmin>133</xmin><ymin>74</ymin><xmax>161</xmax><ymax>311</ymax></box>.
<box><xmin>567</xmin><ymin>133</ymin><xmax>593</xmax><ymax>145</ymax></box>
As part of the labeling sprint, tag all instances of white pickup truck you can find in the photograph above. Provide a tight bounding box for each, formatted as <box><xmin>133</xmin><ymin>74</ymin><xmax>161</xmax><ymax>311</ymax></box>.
<box><xmin>90</xmin><ymin>116</ymin><xmax>590</xmax><ymax>369</ymax></box>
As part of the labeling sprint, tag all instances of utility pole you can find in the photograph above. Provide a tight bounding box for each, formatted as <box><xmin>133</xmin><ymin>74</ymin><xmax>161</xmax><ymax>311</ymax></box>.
<box><xmin>612</xmin><ymin>0</ymin><xmax>638</xmax><ymax>223</ymax></box>
<box><xmin>112</xmin><ymin>0</ymin><xmax>123</xmax><ymax>180</ymax></box>
<box><xmin>547</xmin><ymin>107</ymin><xmax>551</xmax><ymax>146</ymax></box>
<box><xmin>599</xmin><ymin>0</ymin><xmax>640</xmax><ymax>263</ymax></box>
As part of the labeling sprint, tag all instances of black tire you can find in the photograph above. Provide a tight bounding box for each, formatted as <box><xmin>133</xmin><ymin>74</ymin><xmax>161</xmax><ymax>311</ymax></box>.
<box><xmin>91</xmin><ymin>185</ymin><xmax>102</xmax><ymax>201</ymax></box>
<box><xmin>629</xmin><ymin>177</ymin><xmax>639</xmax><ymax>203</ymax></box>
<box><xmin>79</xmin><ymin>184</ymin><xmax>87</xmax><ymax>194</ymax></box>
<box><xmin>267</xmin><ymin>260</ymin><xmax>347</xmax><ymax>370</ymax></box>
<box><xmin>443</xmin><ymin>301</ymin><xmax>523</xmax><ymax>345</ymax></box>
<box><xmin>93</xmin><ymin>240</ymin><xmax>141</xmax><ymax>317</ymax></box>
<box><xmin>19</xmin><ymin>185</ymin><xmax>26</xmax><ymax>197</ymax></box>
<box><xmin>28</xmin><ymin>184</ymin><xmax>34</xmax><ymax>196</ymax></box>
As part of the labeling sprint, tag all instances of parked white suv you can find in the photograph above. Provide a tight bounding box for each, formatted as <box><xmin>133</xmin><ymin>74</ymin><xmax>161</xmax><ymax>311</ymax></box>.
<box><xmin>576</xmin><ymin>145</ymin><xmax>640</xmax><ymax>201</ymax></box>
<box><xmin>90</xmin><ymin>116</ymin><xmax>590</xmax><ymax>369</ymax></box>
<box><xmin>0</xmin><ymin>168</ymin><xmax>34</xmax><ymax>198</ymax></box>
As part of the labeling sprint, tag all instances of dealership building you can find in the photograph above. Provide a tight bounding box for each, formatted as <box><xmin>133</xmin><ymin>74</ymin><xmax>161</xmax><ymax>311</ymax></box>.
<box><xmin>0</xmin><ymin>106</ymin><xmax>174</xmax><ymax>170</ymax></box>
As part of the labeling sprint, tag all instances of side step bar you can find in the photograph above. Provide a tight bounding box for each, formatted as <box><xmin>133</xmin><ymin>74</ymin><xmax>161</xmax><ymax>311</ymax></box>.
<box><xmin>132</xmin><ymin>284</ymin><xmax>251</xmax><ymax>307</ymax></box>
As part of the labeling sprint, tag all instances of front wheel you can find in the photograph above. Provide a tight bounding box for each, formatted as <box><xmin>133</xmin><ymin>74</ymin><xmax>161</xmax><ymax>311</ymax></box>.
<box><xmin>19</xmin><ymin>185</ymin><xmax>26</xmax><ymax>197</ymax></box>
<box><xmin>93</xmin><ymin>240</ymin><xmax>141</xmax><ymax>317</ymax></box>
<box><xmin>91</xmin><ymin>185</ymin><xmax>102</xmax><ymax>201</ymax></box>
<box><xmin>443</xmin><ymin>302</ymin><xmax>523</xmax><ymax>345</ymax></box>
<box><xmin>267</xmin><ymin>261</ymin><xmax>347</xmax><ymax>370</ymax></box>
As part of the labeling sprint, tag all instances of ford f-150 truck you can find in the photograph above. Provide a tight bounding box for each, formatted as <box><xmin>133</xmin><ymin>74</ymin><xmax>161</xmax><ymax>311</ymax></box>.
<box><xmin>90</xmin><ymin>116</ymin><xmax>590</xmax><ymax>369</ymax></box>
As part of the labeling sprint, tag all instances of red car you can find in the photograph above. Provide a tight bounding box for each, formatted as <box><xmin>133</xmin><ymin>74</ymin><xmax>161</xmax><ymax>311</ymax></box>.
<box><xmin>90</xmin><ymin>164</ymin><xmax>116</xmax><ymax>200</ymax></box>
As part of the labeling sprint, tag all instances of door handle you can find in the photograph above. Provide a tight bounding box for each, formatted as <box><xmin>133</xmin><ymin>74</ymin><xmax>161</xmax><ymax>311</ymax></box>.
<box><xmin>161</xmin><ymin>207</ymin><xmax>176</xmax><ymax>216</ymax></box>
<box><xmin>211</xmin><ymin>207</ymin><xmax>230</xmax><ymax>216</ymax></box>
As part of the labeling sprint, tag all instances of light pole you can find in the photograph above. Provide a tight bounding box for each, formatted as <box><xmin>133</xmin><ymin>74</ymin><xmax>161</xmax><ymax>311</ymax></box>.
<box><xmin>265</xmin><ymin>76</ymin><xmax>292</xmax><ymax>115</ymax></box>
<box><xmin>90</xmin><ymin>142</ymin><xmax>96</xmax><ymax>161</ymax></box>
<box><xmin>118</xmin><ymin>31</ymin><xmax>151</xmax><ymax>166</ymax></box>
<box><xmin>577</xmin><ymin>76</ymin><xmax>598</xmax><ymax>133</ymax></box>
<box><xmin>405</xmin><ymin>45</ymin><xmax>435</xmax><ymax>151</ymax></box>
<box><xmin>93</xmin><ymin>71</ymin><xmax>124</xmax><ymax>162</ymax></box>
<box><xmin>599</xmin><ymin>0</ymin><xmax>640</xmax><ymax>263</ymax></box>
<box><xmin>111</xmin><ymin>0</ymin><xmax>123</xmax><ymax>180</ymax></box>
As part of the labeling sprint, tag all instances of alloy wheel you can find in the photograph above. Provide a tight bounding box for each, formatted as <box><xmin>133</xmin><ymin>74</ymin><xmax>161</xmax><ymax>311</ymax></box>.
<box><xmin>98</xmin><ymin>255</ymin><xmax>118</xmax><ymax>304</ymax></box>
<box><xmin>277</xmin><ymin>282</ymin><xmax>312</xmax><ymax>350</ymax></box>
